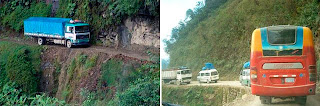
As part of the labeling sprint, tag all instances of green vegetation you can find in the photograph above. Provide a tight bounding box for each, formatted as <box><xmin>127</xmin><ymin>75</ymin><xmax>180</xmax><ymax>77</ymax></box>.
<box><xmin>0</xmin><ymin>1</ymin><xmax>51</xmax><ymax>31</ymax></box>
<box><xmin>0</xmin><ymin>0</ymin><xmax>159</xmax><ymax>44</ymax></box>
<box><xmin>81</xmin><ymin>56</ymin><xmax>160</xmax><ymax>105</ymax></box>
<box><xmin>0</xmin><ymin>82</ymin><xmax>65</xmax><ymax>105</ymax></box>
<box><xmin>0</xmin><ymin>41</ymin><xmax>42</xmax><ymax>94</ymax></box>
<box><xmin>0</xmin><ymin>41</ymin><xmax>65</xmax><ymax>105</ymax></box>
<box><xmin>100</xmin><ymin>59</ymin><xmax>123</xmax><ymax>86</ymax></box>
<box><xmin>162</xmin><ymin>86</ymin><xmax>248</xmax><ymax>106</ymax></box>
<box><xmin>165</xmin><ymin>0</ymin><xmax>320</xmax><ymax>80</ymax></box>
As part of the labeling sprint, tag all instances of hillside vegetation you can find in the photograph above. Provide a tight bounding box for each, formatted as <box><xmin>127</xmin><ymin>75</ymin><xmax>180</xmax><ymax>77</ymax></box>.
<box><xmin>0</xmin><ymin>0</ymin><xmax>159</xmax><ymax>45</ymax></box>
<box><xmin>164</xmin><ymin>0</ymin><xmax>320</xmax><ymax>80</ymax></box>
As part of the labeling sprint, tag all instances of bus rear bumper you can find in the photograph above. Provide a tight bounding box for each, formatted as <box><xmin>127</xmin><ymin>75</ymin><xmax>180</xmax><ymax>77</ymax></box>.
<box><xmin>251</xmin><ymin>83</ymin><xmax>316</xmax><ymax>97</ymax></box>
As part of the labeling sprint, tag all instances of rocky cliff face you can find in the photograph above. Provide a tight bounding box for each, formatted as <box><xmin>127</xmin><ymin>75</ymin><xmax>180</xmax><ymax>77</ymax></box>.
<box><xmin>124</xmin><ymin>17</ymin><xmax>160</xmax><ymax>48</ymax></box>
<box><xmin>100</xmin><ymin>16</ymin><xmax>160</xmax><ymax>49</ymax></box>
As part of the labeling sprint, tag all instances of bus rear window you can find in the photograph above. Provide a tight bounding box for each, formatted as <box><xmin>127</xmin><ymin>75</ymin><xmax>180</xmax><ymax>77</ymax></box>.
<box><xmin>267</xmin><ymin>27</ymin><xmax>296</xmax><ymax>45</ymax></box>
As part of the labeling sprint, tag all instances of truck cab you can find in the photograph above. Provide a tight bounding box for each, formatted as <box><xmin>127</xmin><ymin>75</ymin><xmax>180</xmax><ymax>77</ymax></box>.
<box><xmin>64</xmin><ymin>20</ymin><xmax>90</xmax><ymax>48</ymax></box>
<box><xmin>176</xmin><ymin>69</ymin><xmax>192</xmax><ymax>84</ymax></box>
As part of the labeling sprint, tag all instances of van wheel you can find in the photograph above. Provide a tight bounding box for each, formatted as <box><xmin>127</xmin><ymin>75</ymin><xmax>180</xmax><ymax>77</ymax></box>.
<box><xmin>66</xmin><ymin>40</ymin><xmax>72</xmax><ymax>48</ymax></box>
<box><xmin>260</xmin><ymin>96</ymin><xmax>271</xmax><ymax>104</ymax></box>
<box><xmin>214</xmin><ymin>80</ymin><xmax>217</xmax><ymax>83</ymax></box>
<box><xmin>38</xmin><ymin>38</ymin><xmax>46</xmax><ymax>45</ymax></box>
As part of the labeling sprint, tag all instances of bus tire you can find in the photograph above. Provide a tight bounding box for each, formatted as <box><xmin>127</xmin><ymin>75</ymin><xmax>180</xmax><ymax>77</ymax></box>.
<box><xmin>260</xmin><ymin>96</ymin><xmax>271</xmax><ymax>104</ymax></box>
<box><xmin>38</xmin><ymin>37</ymin><xmax>46</xmax><ymax>45</ymax></box>
<box><xmin>296</xmin><ymin>96</ymin><xmax>306</xmax><ymax>105</ymax></box>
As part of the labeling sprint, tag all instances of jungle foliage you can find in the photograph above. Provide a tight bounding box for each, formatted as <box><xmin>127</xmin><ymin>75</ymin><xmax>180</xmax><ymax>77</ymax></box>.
<box><xmin>0</xmin><ymin>41</ymin><xmax>65</xmax><ymax>105</ymax></box>
<box><xmin>0</xmin><ymin>0</ymin><xmax>160</xmax><ymax>44</ymax></box>
<box><xmin>81</xmin><ymin>55</ymin><xmax>160</xmax><ymax>106</ymax></box>
<box><xmin>164</xmin><ymin>0</ymin><xmax>320</xmax><ymax>80</ymax></box>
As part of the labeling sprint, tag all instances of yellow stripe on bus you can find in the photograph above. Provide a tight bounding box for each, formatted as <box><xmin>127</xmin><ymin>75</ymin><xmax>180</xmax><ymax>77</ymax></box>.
<box><xmin>302</xmin><ymin>27</ymin><xmax>314</xmax><ymax>47</ymax></box>
<box><xmin>251</xmin><ymin>29</ymin><xmax>262</xmax><ymax>52</ymax></box>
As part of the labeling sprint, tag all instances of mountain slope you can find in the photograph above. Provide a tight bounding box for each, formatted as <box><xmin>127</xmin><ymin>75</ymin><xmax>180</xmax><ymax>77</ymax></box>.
<box><xmin>165</xmin><ymin>0</ymin><xmax>320</xmax><ymax>80</ymax></box>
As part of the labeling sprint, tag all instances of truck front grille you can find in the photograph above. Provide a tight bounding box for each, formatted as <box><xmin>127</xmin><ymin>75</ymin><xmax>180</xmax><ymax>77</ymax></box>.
<box><xmin>182</xmin><ymin>77</ymin><xmax>192</xmax><ymax>80</ymax></box>
<box><xmin>77</xmin><ymin>35</ymin><xmax>89</xmax><ymax>39</ymax></box>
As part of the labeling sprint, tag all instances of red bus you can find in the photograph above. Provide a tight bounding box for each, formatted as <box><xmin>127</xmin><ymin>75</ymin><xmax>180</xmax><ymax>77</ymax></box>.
<box><xmin>250</xmin><ymin>25</ymin><xmax>317</xmax><ymax>104</ymax></box>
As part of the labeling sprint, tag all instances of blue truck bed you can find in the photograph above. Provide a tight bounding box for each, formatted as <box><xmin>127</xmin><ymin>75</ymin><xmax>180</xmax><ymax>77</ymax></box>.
<box><xmin>24</xmin><ymin>17</ymin><xmax>71</xmax><ymax>38</ymax></box>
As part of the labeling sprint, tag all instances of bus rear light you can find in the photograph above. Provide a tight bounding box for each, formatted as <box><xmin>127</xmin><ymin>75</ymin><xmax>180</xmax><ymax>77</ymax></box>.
<box><xmin>251</xmin><ymin>67</ymin><xmax>258</xmax><ymax>81</ymax></box>
<box><xmin>309</xmin><ymin>65</ymin><xmax>317</xmax><ymax>82</ymax></box>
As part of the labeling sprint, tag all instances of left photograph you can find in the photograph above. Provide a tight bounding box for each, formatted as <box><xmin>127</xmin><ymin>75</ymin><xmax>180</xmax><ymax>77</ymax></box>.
<box><xmin>0</xmin><ymin>0</ymin><xmax>159</xmax><ymax>105</ymax></box>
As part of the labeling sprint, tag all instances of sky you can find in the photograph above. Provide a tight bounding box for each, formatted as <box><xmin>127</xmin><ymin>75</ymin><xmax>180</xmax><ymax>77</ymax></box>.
<box><xmin>160</xmin><ymin>0</ymin><xmax>203</xmax><ymax>60</ymax></box>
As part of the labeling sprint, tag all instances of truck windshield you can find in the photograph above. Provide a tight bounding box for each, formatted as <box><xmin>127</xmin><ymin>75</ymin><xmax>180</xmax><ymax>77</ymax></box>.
<box><xmin>75</xmin><ymin>26</ymin><xmax>89</xmax><ymax>33</ymax></box>
<box><xmin>181</xmin><ymin>69</ymin><xmax>191</xmax><ymax>74</ymax></box>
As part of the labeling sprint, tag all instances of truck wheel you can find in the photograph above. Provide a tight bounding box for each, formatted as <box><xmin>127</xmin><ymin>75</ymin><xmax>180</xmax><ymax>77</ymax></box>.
<box><xmin>66</xmin><ymin>40</ymin><xmax>72</xmax><ymax>48</ymax></box>
<box><xmin>260</xmin><ymin>96</ymin><xmax>271</xmax><ymax>104</ymax></box>
<box><xmin>38</xmin><ymin>38</ymin><xmax>46</xmax><ymax>45</ymax></box>
<box><xmin>176</xmin><ymin>80</ymin><xmax>181</xmax><ymax>85</ymax></box>
<box><xmin>296</xmin><ymin>96</ymin><xmax>306</xmax><ymax>105</ymax></box>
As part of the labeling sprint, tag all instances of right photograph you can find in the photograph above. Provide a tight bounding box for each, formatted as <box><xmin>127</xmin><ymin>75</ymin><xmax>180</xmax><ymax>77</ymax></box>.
<box><xmin>161</xmin><ymin>0</ymin><xmax>320</xmax><ymax>106</ymax></box>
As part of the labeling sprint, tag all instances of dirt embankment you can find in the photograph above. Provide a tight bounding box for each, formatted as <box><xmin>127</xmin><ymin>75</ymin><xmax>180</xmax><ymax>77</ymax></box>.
<box><xmin>39</xmin><ymin>44</ymin><xmax>155</xmax><ymax>104</ymax></box>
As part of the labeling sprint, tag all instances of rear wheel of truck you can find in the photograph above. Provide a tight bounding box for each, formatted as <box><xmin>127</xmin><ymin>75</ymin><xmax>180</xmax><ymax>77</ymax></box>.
<box><xmin>176</xmin><ymin>80</ymin><xmax>181</xmax><ymax>85</ymax></box>
<box><xmin>66</xmin><ymin>40</ymin><xmax>72</xmax><ymax>48</ymax></box>
<box><xmin>38</xmin><ymin>38</ymin><xmax>46</xmax><ymax>45</ymax></box>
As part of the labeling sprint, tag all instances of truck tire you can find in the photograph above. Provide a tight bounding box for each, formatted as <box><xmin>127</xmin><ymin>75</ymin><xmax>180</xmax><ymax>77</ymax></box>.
<box><xmin>296</xmin><ymin>96</ymin><xmax>306</xmax><ymax>105</ymax></box>
<box><xmin>260</xmin><ymin>96</ymin><xmax>271</xmax><ymax>104</ymax></box>
<box><xmin>66</xmin><ymin>40</ymin><xmax>72</xmax><ymax>48</ymax></box>
<box><xmin>176</xmin><ymin>80</ymin><xmax>181</xmax><ymax>85</ymax></box>
<box><xmin>38</xmin><ymin>38</ymin><xmax>46</xmax><ymax>45</ymax></box>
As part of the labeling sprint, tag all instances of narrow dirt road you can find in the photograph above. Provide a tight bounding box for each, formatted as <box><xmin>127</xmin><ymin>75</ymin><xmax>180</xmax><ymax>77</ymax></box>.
<box><xmin>166</xmin><ymin>81</ymin><xmax>320</xmax><ymax>106</ymax></box>
<box><xmin>228</xmin><ymin>93</ymin><xmax>320</xmax><ymax>106</ymax></box>
<box><xmin>0</xmin><ymin>38</ymin><xmax>152</xmax><ymax>60</ymax></box>
<box><xmin>164</xmin><ymin>81</ymin><xmax>243</xmax><ymax>88</ymax></box>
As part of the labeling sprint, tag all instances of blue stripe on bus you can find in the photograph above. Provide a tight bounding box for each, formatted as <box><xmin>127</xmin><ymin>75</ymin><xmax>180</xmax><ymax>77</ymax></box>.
<box><xmin>260</xmin><ymin>26</ymin><xmax>303</xmax><ymax>50</ymax></box>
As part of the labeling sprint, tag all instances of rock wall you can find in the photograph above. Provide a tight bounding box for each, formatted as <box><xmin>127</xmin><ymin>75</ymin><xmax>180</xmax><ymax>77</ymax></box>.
<box><xmin>100</xmin><ymin>16</ymin><xmax>160</xmax><ymax>49</ymax></box>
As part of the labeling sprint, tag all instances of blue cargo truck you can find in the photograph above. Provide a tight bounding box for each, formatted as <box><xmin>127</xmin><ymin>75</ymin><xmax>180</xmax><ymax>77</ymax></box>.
<box><xmin>24</xmin><ymin>17</ymin><xmax>90</xmax><ymax>48</ymax></box>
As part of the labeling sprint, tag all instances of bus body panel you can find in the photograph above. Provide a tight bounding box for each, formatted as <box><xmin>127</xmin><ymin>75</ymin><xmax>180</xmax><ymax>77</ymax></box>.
<box><xmin>250</xmin><ymin>26</ymin><xmax>316</xmax><ymax>97</ymax></box>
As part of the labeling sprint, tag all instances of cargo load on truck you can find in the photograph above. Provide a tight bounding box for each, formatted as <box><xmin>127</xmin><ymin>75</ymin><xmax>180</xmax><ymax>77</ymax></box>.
<box><xmin>24</xmin><ymin>17</ymin><xmax>90</xmax><ymax>48</ymax></box>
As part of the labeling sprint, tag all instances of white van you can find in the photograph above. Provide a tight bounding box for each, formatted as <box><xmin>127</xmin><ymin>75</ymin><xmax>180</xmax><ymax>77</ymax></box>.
<box><xmin>239</xmin><ymin>69</ymin><xmax>250</xmax><ymax>86</ymax></box>
<box><xmin>197</xmin><ymin>69</ymin><xmax>219</xmax><ymax>83</ymax></box>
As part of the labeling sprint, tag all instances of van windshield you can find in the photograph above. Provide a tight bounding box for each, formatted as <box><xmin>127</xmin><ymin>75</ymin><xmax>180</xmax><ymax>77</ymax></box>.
<box><xmin>211</xmin><ymin>71</ymin><xmax>218</xmax><ymax>75</ymax></box>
